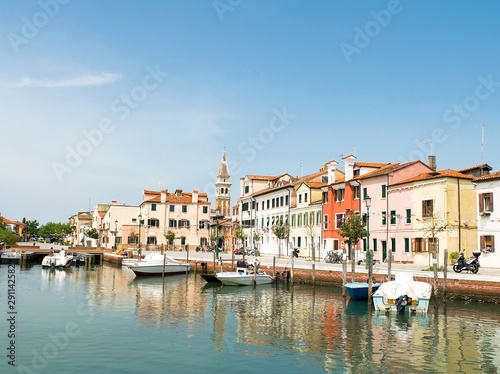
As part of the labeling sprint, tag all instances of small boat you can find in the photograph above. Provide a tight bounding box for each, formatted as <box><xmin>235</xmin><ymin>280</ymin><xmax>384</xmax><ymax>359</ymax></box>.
<box><xmin>216</xmin><ymin>266</ymin><xmax>273</xmax><ymax>286</ymax></box>
<box><xmin>1</xmin><ymin>249</ymin><xmax>22</xmax><ymax>264</ymax></box>
<box><xmin>344</xmin><ymin>282</ymin><xmax>380</xmax><ymax>301</ymax></box>
<box><xmin>128</xmin><ymin>253</ymin><xmax>190</xmax><ymax>276</ymax></box>
<box><xmin>41</xmin><ymin>253</ymin><xmax>74</xmax><ymax>268</ymax></box>
<box><xmin>372</xmin><ymin>272</ymin><xmax>432</xmax><ymax>313</ymax></box>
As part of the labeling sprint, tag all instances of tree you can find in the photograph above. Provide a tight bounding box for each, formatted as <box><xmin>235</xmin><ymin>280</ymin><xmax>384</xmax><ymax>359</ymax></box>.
<box><xmin>252</xmin><ymin>230</ymin><xmax>261</xmax><ymax>255</ymax></box>
<box><xmin>421</xmin><ymin>212</ymin><xmax>447</xmax><ymax>267</ymax></box>
<box><xmin>0</xmin><ymin>229</ymin><xmax>19</xmax><ymax>246</ymax></box>
<box><xmin>0</xmin><ymin>217</ymin><xmax>6</xmax><ymax>230</ymax></box>
<box><xmin>273</xmin><ymin>217</ymin><xmax>290</xmax><ymax>257</ymax></box>
<box><xmin>234</xmin><ymin>224</ymin><xmax>247</xmax><ymax>256</ymax></box>
<box><xmin>340</xmin><ymin>210</ymin><xmax>367</xmax><ymax>282</ymax></box>
<box><xmin>164</xmin><ymin>230</ymin><xmax>176</xmax><ymax>250</ymax></box>
<box><xmin>38</xmin><ymin>222</ymin><xmax>72</xmax><ymax>244</ymax></box>
<box><xmin>25</xmin><ymin>220</ymin><xmax>40</xmax><ymax>238</ymax></box>
<box><xmin>85</xmin><ymin>228</ymin><xmax>99</xmax><ymax>240</ymax></box>
<box><xmin>304</xmin><ymin>222</ymin><xmax>319</xmax><ymax>260</ymax></box>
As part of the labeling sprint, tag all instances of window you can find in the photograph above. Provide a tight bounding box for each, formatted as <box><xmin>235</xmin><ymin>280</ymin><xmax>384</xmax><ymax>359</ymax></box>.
<box><xmin>262</xmin><ymin>201</ymin><xmax>265</xmax><ymax>210</ymax></box>
<box><xmin>363</xmin><ymin>188</ymin><xmax>368</xmax><ymax>200</ymax></box>
<box><xmin>199</xmin><ymin>221</ymin><xmax>207</xmax><ymax>229</ymax></box>
<box><xmin>390</xmin><ymin>210</ymin><xmax>396</xmax><ymax>225</ymax></box>
<box><xmin>298</xmin><ymin>214</ymin><xmax>302</xmax><ymax>226</ymax></box>
<box><xmin>180</xmin><ymin>237</ymin><xmax>186</xmax><ymax>245</ymax></box>
<box><xmin>169</xmin><ymin>219</ymin><xmax>177</xmax><ymax>228</ymax></box>
<box><xmin>413</xmin><ymin>238</ymin><xmax>424</xmax><ymax>253</ymax></box>
<box><xmin>353</xmin><ymin>186</ymin><xmax>360</xmax><ymax>200</ymax></box>
<box><xmin>382</xmin><ymin>211</ymin><xmax>387</xmax><ymax>225</ymax></box>
<box><xmin>203</xmin><ymin>206</ymin><xmax>208</xmax><ymax>214</ymax></box>
<box><xmin>267</xmin><ymin>200</ymin><xmax>270</xmax><ymax>209</ymax></box>
<box><xmin>324</xmin><ymin>191</ymin><xmax>328</xmax><ymax>204</ymax></box>
<box><xmin>147</xmin><ymin>236</ymin><xmax>157</xmax><ymax>245</ymax></box>
<box><xmin>382</xmin><ymin>241</ymin><xmax>387</xmax><ymax>255</ymax></box>
<box><xmin>406</xmin><ymin>209</ymin><xmax>412</xmax><ymax>224</ymax></box>
<box><xmin>310</xmin><ymin>212</ymin><xmax>314</xmax><ymax>226</ymax></box>
<box><xmin>324</xmin><ymin>215</ymin><xmax>328</xmax><ymax>230</ymax></box>
<box><xmin>363</xmin><ymin>238</ymin><xmax>367</xmax><ymax>252</ymax></box>
<box><xmin>285</xmin><ymin>195</ymin><xmax>289</xmax><ymax>206</ymax></box>
<box><xmin>292</xmin><ymin>214</ymin><xmax>296</xmax><ymax>227</ymax></box>
<box><xmin>116</xmin><ymin>237</ymin><xmax>122</xmax><ymax>244</ymax></box>
<box><xmin>305</xmin><ymin>193</ymin><xmax>308</xmax><ymax>202</ymax></box>
<box><xmin>479</xmin><ymin>193</ymin><xmax>494</xmax><ymax>213</ymax></box>
<box><xmin>480</xmin><ymin>235</ymin><xmax>495</xmax><ymax>252</ymax></box>
<box><xmin>391</xmin><ymin>238</ymin><xmax>396</xmax><ymax>252</ymax></box>
<box><xmin>127</xmin><ymin>236</ymin><xmax>138</xmax><ymax>244</ymax></box>
<box><xmin>316</xmin><ymin>211</ymin><xmax>321</xmax><ymax>226</ymax></box>
<box><xmin>179</xmin><ymin>220</ymin><xmax>190</xmax><ymax>228</ymax></box>
<box><xmin>334</xmin><ymin>239</ymin><xmax>339</xmax><ymax>250</ymax></box>
<box><xmin>404</xmin><ymin>238</ymin><xmax>410</xmax><ymax>253</ymax></box>
<box><xmin>422</xmin><ymin>200</ymin><xmax>433</xmax><ymax>218</ymax></box>
<box><xmin>297</xmin><ymin>237</ymin><xmax>301</xmax><ymax>248</ymax></box>
<box><xmin>170</xmin><ymin>205</ymin><xmax>175</xmax><ymax>212</ymax></box>
<box><xmin>373</xmin><ymin>239</ymin><xmax>378</xmax><ymax>252</ymax></box>
<box><xmin>272</xmin><ymin>199</ymin><xmax>275</xmax><ymax>209</ymax></box>
<box><xmin>182</xmin><ymin>205</ymin><xmax>187</xmax><ymax>213</ymax></box>
<box><xmin>382</xmin><ymin>184</ymin><xmax>387</xmax><ymax>198</ymax></box>
<box><xmin>299</xmin><ymin>194</ymin><xmax>302</xmax><ymax>203</ymax></box>
<box><xmin>148</xmin><ymin>219</ymin><xmax>159</xmax><ymax>227</ymax></box>
<box><xmin>335</xmin><ymin>189</ymin><xmax>345</xmax><ymax>202</ymax></box>
<box><xmin>151</xmin><ymin>203</ymin><xmax>156</xmax><ymax>211</ymax></box>
<box><xmin>304</xmin><ymin>213</ymin><xmax>308</xmax><ymax>226</ymax></box>
<box><xmin>245</xmin><ymin>185</ymin><xmax>249</xmax><ymax>194</ymax></box>
<box><xmin>335</xmin><ymin>213</ymin><xmax>345</xmax><ymax>229</ymax></box>
<box><xmin>242</xmin><ymin>202</ymin><xmax>249</xmax><ymax>211</ymax></box>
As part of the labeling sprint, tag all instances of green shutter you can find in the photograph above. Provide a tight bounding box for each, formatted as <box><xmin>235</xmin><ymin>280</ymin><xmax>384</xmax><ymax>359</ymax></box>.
<box><xmin>382</xmin><ymin>185</ymin><xmax>386</xmax><ymax>198</ymax></box>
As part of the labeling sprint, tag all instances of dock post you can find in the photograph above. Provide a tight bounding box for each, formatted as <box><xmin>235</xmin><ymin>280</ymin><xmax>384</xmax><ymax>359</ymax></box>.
<box><xmin>443</xmin><ymin>248</ymin><xmax>448</xmax><ymax>301</ymax></box>
<box><xmin>100</xmin><ymin>253</ymin><xmax>103</xmax><ymax>265</ymax></box>
<box><xmin>342</xmin><ymin>246</ymin><xmax>347</xmax><ymax>297</ymax></box>
<box><xmin>433</xmin><ymin>251</ymin><xmax>438</xmax><ymax>298</ymax></box>
<box><xmin>213</xmin><ymin>251</ymin><xmax>216</xmax><ymax>273</ymax></box>
<box><xmin>273</xmin><ymin>256</ymin><xmax>276</xmax><ymax>278</ymax></box>
<box><xmin>186</xmin><ymin>247</ymin><xmax>189</xmax><ymax>276</ymax></box>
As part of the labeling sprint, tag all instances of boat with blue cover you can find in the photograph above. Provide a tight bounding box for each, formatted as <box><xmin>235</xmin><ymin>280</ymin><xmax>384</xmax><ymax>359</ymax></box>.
<box><xmin>344</xmin><ymin>282</ymin><xmax>380</xmax><ymax>301</ymax></box>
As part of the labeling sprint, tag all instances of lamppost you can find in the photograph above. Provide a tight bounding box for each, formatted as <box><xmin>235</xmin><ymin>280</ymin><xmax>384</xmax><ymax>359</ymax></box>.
<box><xmin>365</xmin><ymin>195</ymin><xmax>372</xmax><ymax>270</ymax></box>
<box><xmin>215</xmin><ymin>208</ymin><xmax>220</xmax><ymax>260</ymax></box>
<box><xmin>113</xmin><ymin>220</ymin><xmax>118</xmax><ymax>250</ymax></box>
<box><xmin>138</xmin><ymin>214</ymin><xmax>142</xmax><ymax>260</ymax></box>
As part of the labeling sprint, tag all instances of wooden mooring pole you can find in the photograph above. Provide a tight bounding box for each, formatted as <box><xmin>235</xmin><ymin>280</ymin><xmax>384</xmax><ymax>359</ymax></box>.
<box><xmin>443</xmin><ymin>248</ymin><xmax>448</xmax><ymax>301</ymax></box>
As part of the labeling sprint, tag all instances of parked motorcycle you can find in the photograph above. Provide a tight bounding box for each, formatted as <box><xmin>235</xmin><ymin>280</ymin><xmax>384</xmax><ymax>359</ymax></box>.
<box><xmin>293</xmin><ymin>248</ymin><xmax>300</xmax><ymax>258</ymax></box>
<box><xmin>453</xmin><ymin>251</ymin><xmax>481</xmax><ymax>273</ymax></box>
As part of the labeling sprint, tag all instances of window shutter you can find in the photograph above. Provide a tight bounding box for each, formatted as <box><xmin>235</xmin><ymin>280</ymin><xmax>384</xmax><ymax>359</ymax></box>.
<box><xmin>491</xmin><ymin>193</ymin><xmax>494</xmax><ymax>212</ymax></box>
<box><xmin>480</xmin><ymin>236</ymin><xmax>485</xmax><ymax>250</ymax></box>
<box><xmin>187</xmin><ymin>220</ymin><xmax>190</xmax><ymax>228</ymax></box>
<box><xmin>479</xmin><ymin>194</ymin><xmax>484</xmax><ymax>213</ymax></box>
<box><xmin>492</xmin><ymin>236</ymin><xmax>495</xmax><ymax>252</ymax></box>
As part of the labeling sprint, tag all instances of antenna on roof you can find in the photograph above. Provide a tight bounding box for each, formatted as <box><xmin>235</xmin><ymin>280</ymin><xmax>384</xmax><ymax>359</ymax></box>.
<box><xmin>474</xmin><ymin>125</ymin><xmax>485</xmax><ymax>163</ymax></box>
<box><xmin>300</xmin><ymin>160</ymin><xmax>303</xmax><ymax>179</ymax></box>
<box><xmin>351</xmin><ymin>145</ymin><xmax>356</xmax><ymax>156</ymax></box>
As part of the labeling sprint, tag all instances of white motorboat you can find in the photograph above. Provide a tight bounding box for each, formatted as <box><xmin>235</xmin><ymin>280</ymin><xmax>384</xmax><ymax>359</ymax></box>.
<box><xmin>216</xmin><ymin>266</ymin><xmax>274</xmax><ymax>286</ymax></box>
<box><xmin>41</xmin><ymin>253</ymin><xmax>74</xmax><ymax>268</ymax></box>
<box><xmin>372</xmin><ymin>272</ymin><xmax>432</xmax><ymax>313</ymax></box>
<box><xmin>128</xmin><ymin>253</ymin><xmax>190</xmax><ymax>276</ymax></box>
<box><xmin>1</xmin><ymin>249</ymin><xmax>22</xmax><ymax>263</ymax></box>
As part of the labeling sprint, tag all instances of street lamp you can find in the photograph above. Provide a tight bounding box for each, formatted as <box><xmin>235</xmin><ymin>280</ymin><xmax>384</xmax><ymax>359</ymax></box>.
<box><xmin>365</xmin><ymin>195</ymin><xmax>372</xmax><ymax>270</ymax></box>
<box><xmin>114</xmin><ymin>220</ymin><xmax>118</xmax><ymax>250</ymax></box>
<box><xmin>215</xmin><ymin>208</ymin><xmax>220</xmax><ymax>260</ymax></box>
<box><xmin>138</xmin><ymin>214</ymin><xmax>142</xmax><ymax>260</ymax></box>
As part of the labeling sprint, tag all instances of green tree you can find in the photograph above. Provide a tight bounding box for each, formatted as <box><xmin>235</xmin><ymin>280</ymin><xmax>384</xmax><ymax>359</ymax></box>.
<box><xmin>0</xmin><ymin>229</ymin><xmax>20</xmax><ymax>246</ymax></box>
<box><xmin>85</xmin><ymin>228</ymin><xmax>99</xmax><ymax>240</ymax></box>
<box><xmin>164</xmin><ymin>229</ymin><xmax>176</xmax><ymax>250</ymax></box>
<box><xmin>234</xmin><ymin>224</ymin><xmax>247</xmax><ymax>256</ymax></box>
<box><xmin>0</xmin><ymin>217</ymin><xmax>6</xmax><ymax>230</ymax></box>
<box><xmin>38</xmin><ymin>222</ymin><xmax>72</xmax><ymax>244</ymax></box>
<box><xmin>25</xmin><ymin>220</ymin><xmax>40</xmax><ymax>238</ymax></box>
<box><xmin>273</xmin><ymin>217</ymin><xmax>290</xmax><ymax>257</ymax></box>
<box><xmin>340</xmin><ymin>210</ymin><xmax>367</xmax><ymax>282</ymax></box>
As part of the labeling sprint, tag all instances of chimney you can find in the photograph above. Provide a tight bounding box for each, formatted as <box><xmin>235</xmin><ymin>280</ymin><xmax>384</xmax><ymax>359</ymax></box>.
<box><xmin>343</xmin><ymin>155</ymin><xmax>357</xmax><ymax>181</ymax></box>
<box><xmin>161</xmin><ymin>190</ymin><xmax>166</xmax><ymax>203</ymax></box>
<box><xmin>327</xmin><ymin>160</ymin><xmax>338</xmax><ymax>185</ymax></box>
<box><xmin>428</xmin><ymin>155</ymin><xmax>437</xmax><ymax>171</ymax></box>
<box><xmin>111</xmin><ymin>200</ymin><xmax>117</xmax><ymax>205</ymax></box>
<box><xmin>192</xmin><ymin>190</ymin><xmax>198</xmax><ymax>203</ymax></box>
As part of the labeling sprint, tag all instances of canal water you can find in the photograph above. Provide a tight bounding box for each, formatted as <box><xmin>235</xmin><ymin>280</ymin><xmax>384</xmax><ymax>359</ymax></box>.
<box><xmin>1</xmin><ymin>263</ymin><xmax>499</xmax><ymax>374</ymax></box>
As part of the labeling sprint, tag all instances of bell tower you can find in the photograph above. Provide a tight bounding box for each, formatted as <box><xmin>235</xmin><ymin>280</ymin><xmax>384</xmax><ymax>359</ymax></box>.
<box><xmin>215</xmin><ymin>152</ymin><xmax>231</xmax><ymax>217</ymax></box>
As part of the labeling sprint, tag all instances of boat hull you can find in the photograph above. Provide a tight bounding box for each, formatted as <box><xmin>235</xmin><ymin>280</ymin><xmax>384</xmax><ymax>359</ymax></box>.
<box><xmin>373</xmin><ymin>295</ymin><xmax>430</xmax><ymax>313</ymax></box>
<box><xmin>41</xmin><ymin>255</ymin><xmax>73</xmax><ymax>268</ymax></box>
<box><xmin>216</xmin><ymin>272</ymin><xmax>273</xmax><ymax>286</ymax></box>
<box><xmin>130</xmin><ymin>264</ymin><xmax>191</xmax><ymax>276</ymax></box>
<box><xmin>345</xmin><ymin>282</ymin><xmax>380</xmax><ymax>301</ymax></box>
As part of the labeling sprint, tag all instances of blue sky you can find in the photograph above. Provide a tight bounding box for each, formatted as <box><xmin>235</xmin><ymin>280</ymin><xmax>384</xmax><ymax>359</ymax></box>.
<box><xmin>1</xmin><ymin>0</ymin><xmax>499</xmax><ymax>224</ymax></box>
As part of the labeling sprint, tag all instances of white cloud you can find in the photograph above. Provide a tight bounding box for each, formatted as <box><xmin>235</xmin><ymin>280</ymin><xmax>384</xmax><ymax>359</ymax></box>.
<box><xmin>5</xmin><ymin>72</ymin><xmax>122</xmax><ymax>88</ymax></box>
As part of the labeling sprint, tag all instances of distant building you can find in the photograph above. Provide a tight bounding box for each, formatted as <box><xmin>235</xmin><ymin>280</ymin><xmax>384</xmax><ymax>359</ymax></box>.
<box><xmin>0</xmin><ymin>215</ymin><xmax>27</xmax><ymax>241</ymax></box>
<box><xmin>474</xmin><ymin>170</ymin><xmax>500</xmax><ymax>268</ymax></box>
<box><xmin>69</xmin><ymin>212</ymin><xmax>92</xmax><ymax>246</ymax></box>
<box><xmin>215</xmin><ymin>152</ymin><xmax>232</xmax><ymax>218</ymax></box>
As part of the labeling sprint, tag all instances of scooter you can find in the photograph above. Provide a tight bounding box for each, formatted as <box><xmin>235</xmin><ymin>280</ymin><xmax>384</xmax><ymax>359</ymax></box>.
<box><xmin>453</xmin><ymin>251</ymin><xmax>481</xmax><ymax>273</ymax></box>
<box><xmin>293</xmin><ymin>248</ymin><xmax>300</xmax><ymax>258</ymax></box>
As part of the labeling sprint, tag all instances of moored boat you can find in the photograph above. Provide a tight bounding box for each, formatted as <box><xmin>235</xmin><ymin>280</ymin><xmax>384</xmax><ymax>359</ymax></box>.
<box><xmin>216</xmin><ymin>262</ymin><xmax>273</xmax><ymax>286</ymax></box>
<box><xmin>128</xmin><ymin>253</ymin><xmax>190</xmax><ymax>276</ymax></box>
<box><xmin>1</xmin><ymin>249</ymin><xmax>22</xmax><ymax>264</ymax></box>
<box><xmin>372</xmin><ymin>272</ymin><xmax>432</xmax><ymax>313</ymax></box>
<box><xmin>41</xmin><ymin>253</ymin><xmax>74</xmax><ymax>268</ymax></box>
<box><xmin>344</xmin><ymin>282</ymin><xmax>380</xmax><ymax>301</ymax></box>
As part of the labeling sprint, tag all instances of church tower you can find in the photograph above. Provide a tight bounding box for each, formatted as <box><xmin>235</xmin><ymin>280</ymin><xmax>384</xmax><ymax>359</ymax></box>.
<box><xmin>215</xmin><ymin>152</ymin><xmax>231</xmax><ymax>217</ymax></box>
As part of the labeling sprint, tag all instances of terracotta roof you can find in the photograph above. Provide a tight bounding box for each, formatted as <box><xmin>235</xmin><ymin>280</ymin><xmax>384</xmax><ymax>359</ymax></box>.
<box><xmin>393</xmin><ymin>169</ymin><xmax>474</xmax><ymax>186</ymax></box>
<box><xmin>354</xmin><ymin>162</ymin><xmax>390</xmax><ymax>168</ymax></box>
<box><xmin>474</xmin><ymin>170</ymin><xmax>500</xmax><ymax>182</ymax></box>
<box><xmin>304</xmin><ymin>182</ymin><xmax>328</xmax><ymax>188</ymax></box>
<box><xmin>247</xmin><ymin>175</ymin><xmax>278</xmax><ymax>181</ymax></box>
<box><xmin>98</xmin><ymin>212</ymin><xmax>106</xmax><ymax>219</ymax></box>
<box><xmin>342</xmin><ymin>154</ymin><xmax>356</xmax><ymax>159</ymax></box>
<box><xmin>459</xmin><ymin>164</ymin><xmax>492</xmax><ymax>173</ymax></box>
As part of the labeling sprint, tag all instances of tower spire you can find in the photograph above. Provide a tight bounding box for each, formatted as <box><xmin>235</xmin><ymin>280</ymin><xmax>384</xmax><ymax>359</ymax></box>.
<box><xmin>215</xmin><ymin>151</ymin><xmax>231</xmax><ymax>217</ymax></box>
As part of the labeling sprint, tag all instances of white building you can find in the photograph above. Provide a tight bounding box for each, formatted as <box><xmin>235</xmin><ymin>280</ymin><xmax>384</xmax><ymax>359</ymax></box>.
<box><xmin>474</xmin><ymin>171</ymin><xmax>500</xmax><ymax>268</ymax></box>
